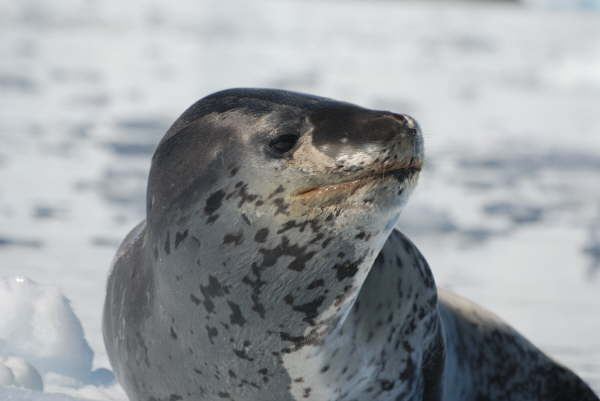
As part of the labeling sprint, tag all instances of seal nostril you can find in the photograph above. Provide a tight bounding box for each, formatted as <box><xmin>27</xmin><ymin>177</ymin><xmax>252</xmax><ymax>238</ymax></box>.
<box><xmin>386</xmin><ymin>113</ymin><xmax>418</xmax><ymax>134</ymax></box>
<box><xmin>388</xmin><ymin>113</ymin><xmax>408</xmax><ymax>124</ymax></box>
<box><xmin>268</xmin><ymin>134</ymin><xmax>299</xmax><ymax>156</ymax></box>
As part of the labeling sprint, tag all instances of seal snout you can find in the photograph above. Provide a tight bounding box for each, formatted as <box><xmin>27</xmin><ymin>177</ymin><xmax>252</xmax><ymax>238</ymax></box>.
<box><xmin>292</xmin><ymin>109</ymin><xmax>423</xmax><ymax>206</ymax></box>
<box><xmin>310</xmin><ymin>109</ymin><xmax>422</xmax><ymax>167</ymax></box>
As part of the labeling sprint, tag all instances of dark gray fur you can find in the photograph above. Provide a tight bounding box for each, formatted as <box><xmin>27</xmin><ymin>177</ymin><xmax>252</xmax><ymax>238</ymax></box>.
<box><xmin>103</xmin><ymin>88</ymin><xmax>599</xmax><ymax>401</ymax></box>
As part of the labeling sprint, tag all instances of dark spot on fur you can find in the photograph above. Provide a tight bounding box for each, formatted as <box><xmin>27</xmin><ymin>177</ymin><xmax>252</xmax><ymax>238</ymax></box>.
<box><xmin>268</xmin><ymin>185</ymin><xmax>285</xmax><ymax>199</ymax></box>
<box><xmin>279</xmin><ymin>330</ymin><xmax>321</xmax><ymax>350</ymax></box>
<box><xmin>290</xmin><ymin>296</ymin><xmax>326</xmax><ymax>325</ymax></box>
<box><xmin>206</xmin><ymin>325</ymin><xmax>218</xmax><ymax>344</ymax></box>
<box><xmin>333</xmin><ymin>259</ymin><xmax>361</xmax><ymax>281</ymax></box>
<box><xmin>258</xmin><ymin>236</ymin><xmax>317</xmax><ymax>272</ymax></box>
<box><xmin>307</xmin><ymin>279</ymin><xmax>324</xmax><ymax>290</ymax></box>
<box><xmin>164</xmin><ymin>231</ymin><xmax>171</xmax><ymax>255</ymax></box>
<box><xmin>228</xmin><ymin>182</ymin><xmax>260</xmax><ymax>208</ymax></box>
<box><xmin>190</xmin><ymin>293</ymin><xmax>201</xmax><ymax>305</ymax></box>
<box><xmin>255</xmin><ymin>228</ymin><xmax>269</xmax><ymax>243</ymax></box>
<box><xmin>241</xmin><ymin>213</ymin><xmax>251</xmax><ymax>225</ymax></box>
<box><xmin>205</xmin><ymin>190</ymin><xmax>225</xmax><ymax>215</ymax></box>
<box><xmin>276</xmin><ymin>219</ymin><xmax>321</xmax><ymax>235</ymax></box>
<box><xmin>233</xmin><ymin>348</ymin><xmax>254</xmax><ymax>361</ymax></box>
<box><xmin>174</xmin><ymin>230</ymin><xmax>188</xmax><ymax>249</ymax></box>
<box><xmin>227</xmin><ymin>301</ymin><xmax>247</xmax><ymax>326</ymax></box>
<box><xmin>241</xmin><ymin>263</ymin><xmax>267</xmax><ymax>319</ymax></box>
<box><xmin>272</xmin><ymin>198</ymin><xmax>289</xmax><ymax>216</ymax></box>
<box><xmin>223</xmin><ymin>231</ymin><xmax>244</xmax><ymax>246</ymax></box>
<box><xmin>199</xmin><ymin>276</ymin><xmax>230</xmax><ymax>314</ymax></box>
<box><xmin>334</xmin><ymin>285</ymin><xmax>353</xmax><ymax>307</ymax></box>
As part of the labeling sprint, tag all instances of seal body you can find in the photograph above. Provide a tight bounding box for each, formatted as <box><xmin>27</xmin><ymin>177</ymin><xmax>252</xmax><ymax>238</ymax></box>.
<box><xmin>103</xmin><ymin>89</ymin><xmax>598</xmax><ymax>401</ymax></box>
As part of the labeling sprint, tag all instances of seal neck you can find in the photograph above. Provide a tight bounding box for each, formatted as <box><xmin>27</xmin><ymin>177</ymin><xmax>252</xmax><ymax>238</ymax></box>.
<box><xmin>150</xmin><ymin>217</ymin><xmax>441</xmax><ymax>399</ymax></box>
<box><xmin>280</xmin><ymin>229</ymin><xmax>442</xmax><ymax>400</ymax></box>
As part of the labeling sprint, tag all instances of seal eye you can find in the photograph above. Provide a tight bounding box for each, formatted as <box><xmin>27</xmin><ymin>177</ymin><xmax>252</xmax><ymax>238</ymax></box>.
<box><xmin>267</xmin><ymin>134</ymin><xmax>299</xmax><ymax>156</ymax></box>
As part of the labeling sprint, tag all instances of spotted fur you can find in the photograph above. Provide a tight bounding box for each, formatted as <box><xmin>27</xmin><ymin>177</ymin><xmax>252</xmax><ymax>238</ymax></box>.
<box><xmin>103</xmin><ymin>89</ymin><xmax>599</xmax><ymax>401</ymax></box>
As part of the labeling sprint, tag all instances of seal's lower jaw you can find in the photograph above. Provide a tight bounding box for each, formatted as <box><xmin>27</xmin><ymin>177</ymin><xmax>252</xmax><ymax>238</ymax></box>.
<box><xmin>293</xmin><ymin>164</ymin><xmax>422</xmax><ymax>208</ymax></box>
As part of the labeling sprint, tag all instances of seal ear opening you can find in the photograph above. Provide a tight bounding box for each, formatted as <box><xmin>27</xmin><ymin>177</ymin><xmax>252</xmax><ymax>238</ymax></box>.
<box><xmin>267</xmin><ymin>134</ymin><xmax>300</xmax><ymax>156</ymax></box>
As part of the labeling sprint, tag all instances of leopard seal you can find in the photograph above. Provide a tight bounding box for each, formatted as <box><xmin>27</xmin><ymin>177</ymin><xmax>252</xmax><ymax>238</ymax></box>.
<box><xmin>103</xmin><ymin>88</ymin><xmax>599</xmax><ymax>401</ymax></box>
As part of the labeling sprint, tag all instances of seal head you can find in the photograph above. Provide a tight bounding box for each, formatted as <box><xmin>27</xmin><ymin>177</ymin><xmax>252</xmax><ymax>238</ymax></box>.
<box><xmin>147</xmin><ymin>88</ymin><xmax>422</xmax><ymax>228</ymax></box>
<box><xmin>105</xmin><ymin>88</ymin><xmax>426</xmax><ymax>401</ymax></box>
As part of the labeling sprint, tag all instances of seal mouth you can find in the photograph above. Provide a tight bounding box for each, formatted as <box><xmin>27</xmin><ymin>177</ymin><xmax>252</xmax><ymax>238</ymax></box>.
<box><xmin>294</xmin><ymin>160</ymin><xmax>422</xmax><ymax>204</ymax></box>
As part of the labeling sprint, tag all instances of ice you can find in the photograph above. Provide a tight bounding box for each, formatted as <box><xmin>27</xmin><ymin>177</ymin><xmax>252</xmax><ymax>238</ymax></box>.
<box><xmin>0</xmin><ymin>386</ymin><xmax>85</xmax><ymax>401</ymax></box>
<box><xmin>0</xmin><ymin>357</ymin><xmax>43</xmax><ymax>392</ymax></box>
<box><xmin>0</xmin><ymin>277</ymin><xmax>93</xmax><ymax>383</ymax></box>
<box><xmin>0</xmin><ymin>277</ymin><xmax>121</xmax><ymax>399</ymax></box>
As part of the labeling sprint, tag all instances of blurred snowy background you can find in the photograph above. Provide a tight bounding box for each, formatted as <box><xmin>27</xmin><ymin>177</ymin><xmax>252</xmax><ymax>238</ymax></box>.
<box><xmin>0</xmin><ymin>0</ymin><xmax>599</xmax><ymax>399</ymax></box>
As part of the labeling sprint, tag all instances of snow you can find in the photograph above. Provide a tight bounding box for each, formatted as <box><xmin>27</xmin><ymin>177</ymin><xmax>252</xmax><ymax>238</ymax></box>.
<box><xmin>0</xmin><ymin>277</ymin><xmax>120</xmax><ymax>399</ymax></box>
<box><xmin>0</xmin><ymin>277</ymin><xmax>93</xmax><ymax>383</ymax></box>
<box><xmin>0</xmin><ymin>387</ymin><xmax>82</xmax><ymax>401</ymax></box>
<box><xmin>0</xmin><ymin>357</ymin><xmax>43</xmax><ymax>392</ymax></box>
<box><xmin>0</xmin><ymin>0</ymin><xmax>599</xmax><ymax>399</ymax></box>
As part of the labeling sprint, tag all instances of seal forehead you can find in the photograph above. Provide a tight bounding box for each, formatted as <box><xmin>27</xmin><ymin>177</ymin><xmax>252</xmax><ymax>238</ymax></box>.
<box><xmin>160</xmin><ymin>88</ymin><xmax>351</xmax><ymax>146</ymax></box>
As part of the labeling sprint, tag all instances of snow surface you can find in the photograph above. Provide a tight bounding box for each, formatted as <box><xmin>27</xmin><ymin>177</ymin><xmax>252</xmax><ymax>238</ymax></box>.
<box><xmin>0</xmin><ymin>277</ymin><xmax>93</xmax><ymax>382</ymax></box>
<box><xmin>0</xmin><ymin>387</ymin><xmax>81</xmax><ymax>401</ymax></box>
<box><xmin>0</xmin><ymin>0</ymin><xmax>599</xmax><ymax>399</ymax></box>
<box><xmin>0</xmin><ymin>277</ymin><xmax>119</xmax><ymax>399</ymax></box>
<box><xmin>0</xmin><ymin>357</ymin><xmax>43</xmax><ymax>392</ymax></box>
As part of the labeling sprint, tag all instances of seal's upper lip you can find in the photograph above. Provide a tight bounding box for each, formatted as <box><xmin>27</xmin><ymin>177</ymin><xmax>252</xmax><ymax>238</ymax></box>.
<box><xmin>294</xmin><ymin>159</ymin><xmax>423</xmax><ymax>199</ymax></box>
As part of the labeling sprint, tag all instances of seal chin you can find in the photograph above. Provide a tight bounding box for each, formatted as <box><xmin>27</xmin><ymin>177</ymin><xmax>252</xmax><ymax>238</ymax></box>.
<box><xmin>293</xmin><ymin>160</ymin><xmax>422</xmax><ymax>208</ymax></box>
